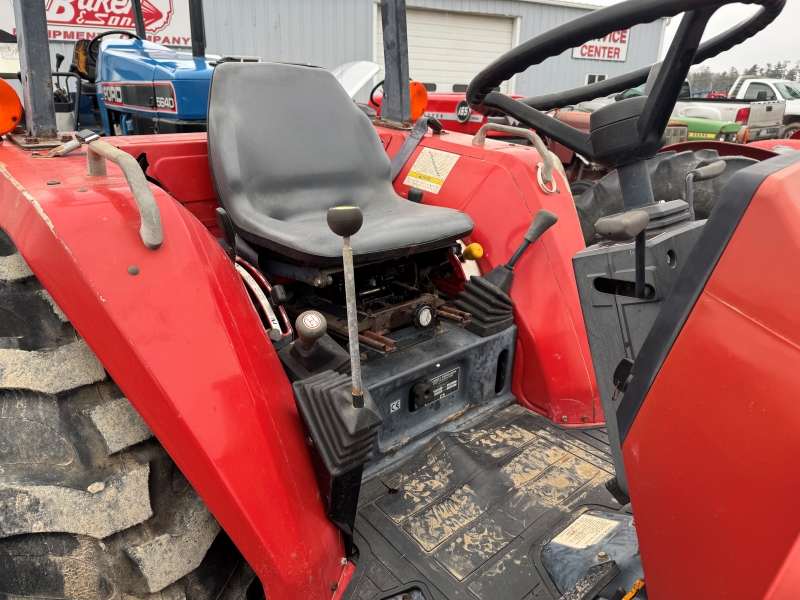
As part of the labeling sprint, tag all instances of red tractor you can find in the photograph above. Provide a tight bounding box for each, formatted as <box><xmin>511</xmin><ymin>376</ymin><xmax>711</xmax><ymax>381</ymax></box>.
<box><xmin>1</xmin><ymin>0</ymin><xmax>799</xmax><ymax>599</ymax></box>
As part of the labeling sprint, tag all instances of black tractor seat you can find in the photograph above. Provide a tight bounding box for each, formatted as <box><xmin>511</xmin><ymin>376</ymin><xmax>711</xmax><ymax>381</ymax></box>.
<box><xmin>207</xmin><ymin>62</ymin><xmax>474</xmax><ymax>267</ymax></box>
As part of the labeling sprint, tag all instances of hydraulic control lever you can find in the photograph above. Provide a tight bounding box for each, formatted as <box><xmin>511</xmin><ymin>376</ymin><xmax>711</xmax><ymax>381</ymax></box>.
<box><xmin>484</xmin><ymin>209</ymin><xmax>559</xmax><ymax>293</ymax></box>
<box><xmin>455</xmin><ymin>210</ymin><xmax>558</xmax><ymax>337</ymax></box>
<box><xmin>327</xmin><ymin>206</ymin><xmax>366</xmax><ymax>408</ymax></box>
<box><xmin>595</xmin><ymin>210</ymin><xmax>651</xmax><ymax>299</ymax></box>
<box><xmin>685</xmin><ymin>160</ymin><xmax>726</xmax><ymax>220</ymax></box>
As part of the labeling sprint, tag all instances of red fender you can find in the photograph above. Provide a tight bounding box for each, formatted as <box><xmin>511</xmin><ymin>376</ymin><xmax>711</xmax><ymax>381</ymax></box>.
<box><xmin>377</xmin><ymin>127</ymin><xmax>601</xmax><ymax>424</ymax></box>
<box><xmin>0</xmin><ymin>139</ymin><xmax>346</xmax><ymax>598</ymax></box>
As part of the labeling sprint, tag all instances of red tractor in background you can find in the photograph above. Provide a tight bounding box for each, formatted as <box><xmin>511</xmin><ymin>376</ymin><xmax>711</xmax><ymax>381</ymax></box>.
<box><xmin>2</xmin><ymin>1</ymin><xmax>800</xmax><ymax>599</ymax></box>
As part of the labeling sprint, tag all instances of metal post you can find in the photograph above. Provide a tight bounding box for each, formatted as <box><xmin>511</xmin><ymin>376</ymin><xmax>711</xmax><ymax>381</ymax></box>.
<box><xmin>188</xmin><ymin>0</ymin><xmax>206</xmax><ymax>58</ymax></box>
<box><xmin>380</xmin><ymin>0</ymin><xmax>411</xmax><ymax>125</ymax></box>
<box><xmin>13</xmin><ymin>0</ymin><xmax>57</xmax><ymax>139</ymax></box>
<box><xmin>342</xmin><ymin>236</ymin><xmax>364</xmax><ymax>408</ymax></box>
<box><xmin>131</xmin><ymin>0</ymin><xmax>147</xmax><ymax>40</ymax></box>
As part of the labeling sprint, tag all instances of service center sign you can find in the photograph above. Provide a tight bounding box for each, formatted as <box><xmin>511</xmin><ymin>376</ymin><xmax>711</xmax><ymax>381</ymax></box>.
<box><xmin>573</xmin><ymin>30</ymin><xmax>630</xmax><ymax>62</ymax></box>
<box><xmin>0</xmin><ymin>0</ymin><xmax>191</xmax><ymax>47</ymax></box>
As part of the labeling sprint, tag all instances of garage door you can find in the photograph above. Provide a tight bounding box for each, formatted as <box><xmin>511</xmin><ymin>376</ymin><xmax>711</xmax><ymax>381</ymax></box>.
<box><xmin>375</xmin><ymin>7</ymin><xmax>514</xmax><ymax>94</ymax></box>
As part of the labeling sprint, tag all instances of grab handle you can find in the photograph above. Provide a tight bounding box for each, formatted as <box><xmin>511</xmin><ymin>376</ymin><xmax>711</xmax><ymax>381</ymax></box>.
<box><xmin>472</xmin><ymin>122</ymin><xmax>554</xmax><ymax>185</ymax></box>
<box><xmin>76</xmin><ymin>130</ymin><xmax>163</xmax><ymax>250</ymax></box>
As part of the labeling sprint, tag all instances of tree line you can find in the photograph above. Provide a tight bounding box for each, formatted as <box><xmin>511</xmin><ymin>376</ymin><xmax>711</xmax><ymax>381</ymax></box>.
<box><xmin>688</xmin><ymin>61</ymin><xmax>800</xmax><ymax>93</ymax></box>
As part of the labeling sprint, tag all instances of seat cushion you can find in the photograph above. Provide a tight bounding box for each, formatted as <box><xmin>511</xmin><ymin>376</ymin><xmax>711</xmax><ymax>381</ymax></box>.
<box><xmin>207</xmin><ymin>62</ymin><xmax>473</xmax><ymax>266</ymax></box>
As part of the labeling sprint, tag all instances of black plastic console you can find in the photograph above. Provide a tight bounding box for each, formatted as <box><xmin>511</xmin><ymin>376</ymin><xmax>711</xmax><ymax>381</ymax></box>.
<box><xmin>362</xmin><ymin>321</ymin><xmax>518</xmax><ymax>478</ymax></box>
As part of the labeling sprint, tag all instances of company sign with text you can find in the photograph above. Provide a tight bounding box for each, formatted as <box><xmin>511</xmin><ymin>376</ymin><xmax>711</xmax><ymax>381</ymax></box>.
<box><xmin>0</xmin><ymin>0</ymin><xmax>191</xmax><ymax>47</ymax></box>
<box><xmin>572</xmin><ymin>30</ymin><xmax>630</xmax><ymax>62</ymax></box>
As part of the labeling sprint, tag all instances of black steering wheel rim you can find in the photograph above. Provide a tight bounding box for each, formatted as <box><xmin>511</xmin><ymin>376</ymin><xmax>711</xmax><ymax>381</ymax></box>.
<box><xmin>88</xmin><ymin>29</ymin><xmax>142</xmax><ymax>58</ymax></box>
<box><xmin>467</xmin><ymin>0</ymin><xmax>785</xmax><ymax>168</ymax></box>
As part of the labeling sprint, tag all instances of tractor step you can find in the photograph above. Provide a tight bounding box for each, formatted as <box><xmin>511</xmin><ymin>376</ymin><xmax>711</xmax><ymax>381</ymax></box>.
<box><xmin>347</xmin><ymin>404</ymin><xmax>630</xmax><ymax>600</ymax></box>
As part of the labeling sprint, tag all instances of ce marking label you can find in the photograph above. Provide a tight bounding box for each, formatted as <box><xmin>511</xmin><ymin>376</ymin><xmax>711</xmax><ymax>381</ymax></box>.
<box><xmin>390</xmin><ymin>399</ymin><xmax>402</xmax><ymax>413</ymax></box>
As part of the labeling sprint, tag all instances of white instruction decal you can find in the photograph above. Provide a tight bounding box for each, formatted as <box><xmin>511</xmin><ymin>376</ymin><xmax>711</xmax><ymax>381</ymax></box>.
<box><xmin>551</xmin><ymin>514</ymin><xmax>619</xmax><ymax>549</ymax></box>
<box><xmin>0</xmin><ymin>43</ymin><xmax>19</xmax><ymax>60</ymax></box>
<box><xmin>404</xmin><ymin>148</ymin><xmax>459</xmax><ymax>194</ymax></box>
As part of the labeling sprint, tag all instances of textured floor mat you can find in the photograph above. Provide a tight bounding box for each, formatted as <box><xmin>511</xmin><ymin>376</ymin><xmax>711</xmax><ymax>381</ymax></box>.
<box><xmin>346</xmin><ymin>404</ymin><xmax>631</xmax><ymax>600</ymax></box>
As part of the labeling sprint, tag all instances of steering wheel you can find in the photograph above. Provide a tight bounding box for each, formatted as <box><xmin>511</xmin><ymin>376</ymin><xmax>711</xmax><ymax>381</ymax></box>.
<box><xmin>88</xmin><ymin>30</ymin><xmax>142</xmax><ymax>60</ymax></box>
<box><xmin>467</xmin><ymin>0</ymin><xmax>784</xmax><ymax>177</ymax></box>
<box><xmin>369</xmin><ymin>79</ymin><xmax>384</xmax><ymax>107</ymax></box>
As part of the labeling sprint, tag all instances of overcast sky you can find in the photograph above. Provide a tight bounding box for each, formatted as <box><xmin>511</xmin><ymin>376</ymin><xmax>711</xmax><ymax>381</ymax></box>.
<box><xmin>597</xmin><ymin>1</ymin><xmax>800</xmax><ymax>71</ymax></box>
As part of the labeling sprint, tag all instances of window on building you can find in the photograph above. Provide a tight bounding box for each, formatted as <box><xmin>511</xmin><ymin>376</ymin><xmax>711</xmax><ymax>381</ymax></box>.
<box><xmin>586</xmin><ymin>74</ymin><xmax>607</xmax><ymax>85</ymax></box>
<box><xmin>452</xmin><ymin>84</ymin><xmax>499</xmax><ymax>93</ymax></box>
<box><xmin>744</xmin><ymin>82</ymin><xmax>777</xmax><ymax>101</ymax></box>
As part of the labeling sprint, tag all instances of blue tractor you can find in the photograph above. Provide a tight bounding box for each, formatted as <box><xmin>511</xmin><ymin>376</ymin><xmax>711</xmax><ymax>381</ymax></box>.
<box><xmin>67</xmin><ymin>0</ymin><xmax>252</xmax><ymax>136</ymax></box>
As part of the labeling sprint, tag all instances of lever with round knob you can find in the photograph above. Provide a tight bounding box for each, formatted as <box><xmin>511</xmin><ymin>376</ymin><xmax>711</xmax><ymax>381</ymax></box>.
<box><xmin>327</xmin><ymin>206</ymin><xmax>365</xmax><ymax>408</ymax></box>
<box><xmin>295</xmin><ymin>310</ymin><xmax>327</xmax><ymax>351</ymax></box>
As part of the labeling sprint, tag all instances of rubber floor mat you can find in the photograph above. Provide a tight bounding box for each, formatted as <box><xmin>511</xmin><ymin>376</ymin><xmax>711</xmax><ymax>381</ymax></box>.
<box><xmin>345</xmin><ymin>404</ymin><xmax>631</xmax><ymax>600</ymax></box>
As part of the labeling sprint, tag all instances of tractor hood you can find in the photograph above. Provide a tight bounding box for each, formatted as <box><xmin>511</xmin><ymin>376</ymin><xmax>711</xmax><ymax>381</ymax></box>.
<box><xmin>671</xmin><ymin>116</ymin><xmax>742</xmax><ymax>142</ymax></box>
<box><xmin>98</xmin><ymin>39</ymin><xmax>214</xmax><ymax>81</ymax></box>
<box><xmin>96</xmin><ymin>39</ymin><xmax>214</xmax><ymax>120</ymax></box>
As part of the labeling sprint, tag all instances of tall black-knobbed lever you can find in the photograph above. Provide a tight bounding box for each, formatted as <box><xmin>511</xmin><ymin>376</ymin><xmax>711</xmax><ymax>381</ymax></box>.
<box><xmin>327</xmin><ymin>206</ymin><xmax>367</xmax><ymax>408</ymax></box>
<box><xmin>456</xmin><ymin>210</ymin><xmax>558</xmax><ymax>337</ymax></box>
<box><xmin>289</xmin><ymin>206</ymin><xmax>383</xmax><ymax>551</ymax></box>
<box><xmin>595</xmin><ymin>210</ymin><xmax>651</xmax><ymax>299</ymax></box>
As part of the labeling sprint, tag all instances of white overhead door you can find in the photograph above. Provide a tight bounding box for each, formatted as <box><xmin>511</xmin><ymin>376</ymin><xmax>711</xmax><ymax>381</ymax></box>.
<box><xmin>375</xmin><ymin>7</ymin><xmax>515</xmax><ymax>94</ymax></box>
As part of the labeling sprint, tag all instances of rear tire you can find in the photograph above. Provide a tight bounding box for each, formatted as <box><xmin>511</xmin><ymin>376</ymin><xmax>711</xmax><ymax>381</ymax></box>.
<box><xmin>569</xmin><ymin>178</ymin><xmax>597</xmax><ymax>199</ymax></box>
<box><xmin>781</xmin><ymin>123</ymin><xmax>800</xmax><ymax>139</ymax></box>
<box><xmin>0</xmin><ymin>229</ymin><xmax>261</xmax><ymax>599</ymax></box>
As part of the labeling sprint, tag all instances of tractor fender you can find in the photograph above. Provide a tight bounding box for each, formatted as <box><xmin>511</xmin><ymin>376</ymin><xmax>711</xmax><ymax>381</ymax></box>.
<box><xmin>0</xmin><ymin>144</ymin><xmax>346</xmax><ymax>598</ymax></box>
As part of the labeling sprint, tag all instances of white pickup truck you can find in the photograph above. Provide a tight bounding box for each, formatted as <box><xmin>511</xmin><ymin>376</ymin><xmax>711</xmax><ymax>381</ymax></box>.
<box><xmin>582</xmin><ymin>80</ymin><xmax>787</xmax><ymax>142</ymax></box>
<box><xmin>726</xmin><ymin>76</ymin><xmax>800</xmax><ymax>138</ymax></box>
<box><xmin>673</xmin><ymin>79</ymin><xmax>787</xmax><ymax>141</ymax></box>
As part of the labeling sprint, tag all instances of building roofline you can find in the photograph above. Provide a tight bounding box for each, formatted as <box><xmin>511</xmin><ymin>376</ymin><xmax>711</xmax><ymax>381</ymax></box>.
<box><xmin>516</xmin><ymin>0</ymin><xmax>603</xmax><ymax>10</ymax></box>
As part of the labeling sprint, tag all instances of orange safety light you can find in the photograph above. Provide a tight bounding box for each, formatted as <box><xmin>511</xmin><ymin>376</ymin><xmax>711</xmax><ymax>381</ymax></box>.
<box><xmin>735</xmin><ymin>125</ymin><xmax>750</xmax><ymax>145</ymax></box>
<box><xmin>409</xmin><ymin>81</ymin><xmax>428</xmax><ymax>122</ymax></box>
<box><xmin>0</xmin><ymin>79</ymin><xmax>23</xmax><ymax>136</ymax></box>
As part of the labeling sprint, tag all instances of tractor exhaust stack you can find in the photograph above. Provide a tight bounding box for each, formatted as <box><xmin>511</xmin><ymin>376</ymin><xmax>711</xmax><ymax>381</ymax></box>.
<box><xmin>131</xmin><ymin>0</ymin><xmax>147</xmax><ymax>40</ymax></box>
<box><xmin>189</xmin><ymin>0</ymin><xmax>207</xmax><ymax>59</ymax></box>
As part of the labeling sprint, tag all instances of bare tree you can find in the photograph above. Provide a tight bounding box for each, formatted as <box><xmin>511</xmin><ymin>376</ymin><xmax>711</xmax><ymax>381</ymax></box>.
<box><xmin>689</xmin><ymin>61</ymin><xmax>800</xmax><ymax>93</ymax></box>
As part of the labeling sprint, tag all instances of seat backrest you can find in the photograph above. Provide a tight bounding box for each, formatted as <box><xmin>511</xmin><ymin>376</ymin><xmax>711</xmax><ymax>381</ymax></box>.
<box><xmin>208</xmin><ymin>62</ymin><xmax>395</xmax><ymax>225</ymax></box>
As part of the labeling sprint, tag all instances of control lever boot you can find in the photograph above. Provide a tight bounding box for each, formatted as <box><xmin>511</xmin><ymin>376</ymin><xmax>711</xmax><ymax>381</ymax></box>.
<box><xmin>278</xmin><ymin>310</ymin><xmax>349</xmax><ymax>382</ymax></box>
<box><xmin>456</xmin><ymin>210</ymin><xmax>558</xmax><ymax>337</ymax></box>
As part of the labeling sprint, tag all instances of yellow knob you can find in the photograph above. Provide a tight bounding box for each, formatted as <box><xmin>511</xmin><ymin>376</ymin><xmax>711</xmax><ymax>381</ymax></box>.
<box><xmin>462</xmin><ymin>243</ymin><xmax>484</xmax><ymax>261</ymax></box>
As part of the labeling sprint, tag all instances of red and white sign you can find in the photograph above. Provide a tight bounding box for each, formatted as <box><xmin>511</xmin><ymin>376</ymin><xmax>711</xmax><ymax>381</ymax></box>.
<box><xmin>572</xmin><ymin>30</ymin><xmax>630</xmax><ymax>62</ymax></box>
<box><xmin>0</xmin><ymin>0</ymin><xmax>191</xmax><ymax>47</ymax></box>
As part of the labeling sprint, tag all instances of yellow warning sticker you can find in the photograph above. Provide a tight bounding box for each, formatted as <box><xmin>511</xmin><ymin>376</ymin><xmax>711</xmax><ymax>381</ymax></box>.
<box><xmin>551</xmin><ymin>514</ymin><xmax>619</xmax><ymax>549</ymax></box>
<box><xmin>404</xmin><ymin>148</ymin><xmax>460</xmax><ymax>194</ymax></box>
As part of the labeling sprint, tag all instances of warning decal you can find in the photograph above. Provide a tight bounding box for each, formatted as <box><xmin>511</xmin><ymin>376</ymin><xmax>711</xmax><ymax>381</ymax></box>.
<box><xmin>404</xmin><ymin>148</ymin><xmax>459</xmax><ymax>194</ymax></box>
<box><xmin>551</xmin><ymin>514</ymin><xmax>619</xmax><ymax>549</ymax></box>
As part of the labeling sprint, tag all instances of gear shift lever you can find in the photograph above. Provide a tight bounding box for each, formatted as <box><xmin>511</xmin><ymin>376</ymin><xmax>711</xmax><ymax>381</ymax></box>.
<box><xmin>327</xmin><ymin>206</ymin><xmax>365</xmax><ymax>408</ymax></box>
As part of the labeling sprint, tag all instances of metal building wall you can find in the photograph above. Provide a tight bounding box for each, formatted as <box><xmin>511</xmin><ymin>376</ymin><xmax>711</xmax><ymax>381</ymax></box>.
<box><xmin>202</xmin><ymin>0</ymin><xmax>663</xmax><ymax>99</ymax></box>
<box><xmin>392</xmin><ymin>0</ymin><xmax>664</xmax><ymax>96</ymax></box>
<box><xmin>203</xmin><ymin>0</ymin><xmax>373</xmax><ymax>88</ymax></box>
